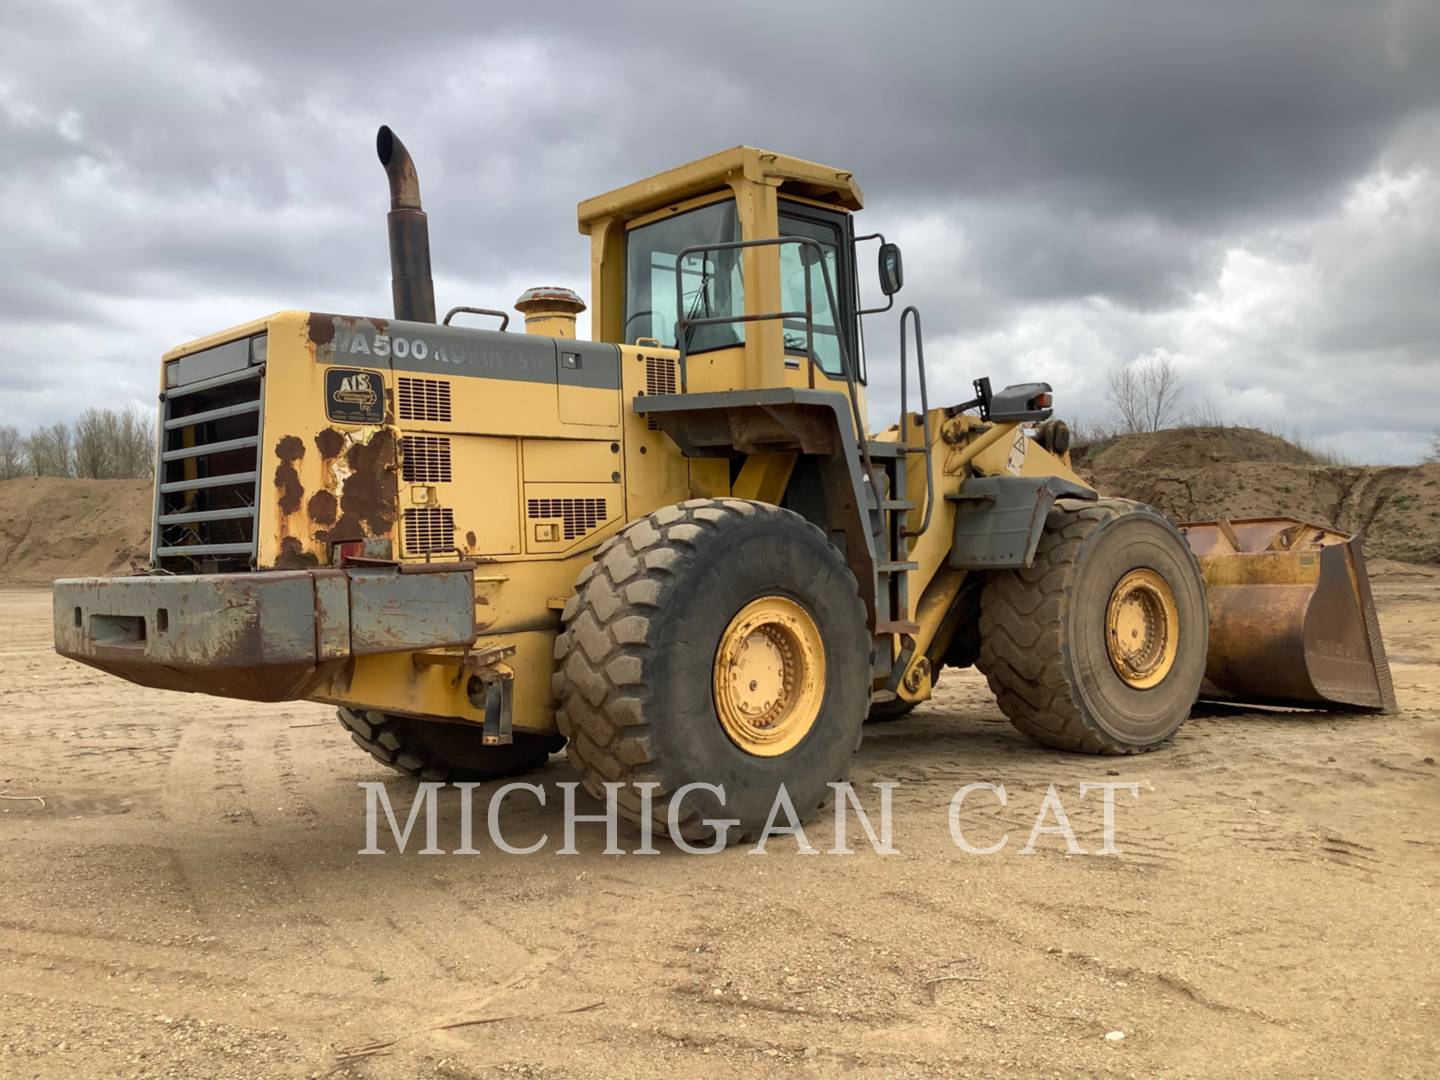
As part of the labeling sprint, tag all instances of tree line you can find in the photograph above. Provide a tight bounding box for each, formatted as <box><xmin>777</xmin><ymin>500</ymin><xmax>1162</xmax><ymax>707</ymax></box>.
<box><xmin>0</xmin><ymin>406</ymin><xmax>155</xmax><ymax>480</ymax></box>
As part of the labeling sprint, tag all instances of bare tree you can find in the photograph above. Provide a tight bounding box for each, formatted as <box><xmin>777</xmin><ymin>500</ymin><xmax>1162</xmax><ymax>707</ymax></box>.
<box><xmin>1428</xmin><ymin>430</ymin><xmax>1440</xmax><ymax>463</ymax></box>
<box><xmin>27</xmin><ymin>422</ymin><xmax>74</xmax><ymax>477</ymax></box>
<box><xmin>1106</xmin><ymin>353</ymin><xmax>1186</xmax><ymax>434</ymax></box>
<box><xmin>71</xmin><ymin>406</ymin><xmax>156</xmax><ymax>479</ymax></box>
<box><xmin>117</xmin><ymin>406</ymin><xmax>156</xmax><ymax>479</ymax></box>
<box><xmin>0</xmin><ymin>425</ymin><xmax>26</xmax><ymax>479</ymax></box>
<box><xmin>73</xmin><ymin>407</ymin><xmax>114</xmax><ymax>479</ymax></box>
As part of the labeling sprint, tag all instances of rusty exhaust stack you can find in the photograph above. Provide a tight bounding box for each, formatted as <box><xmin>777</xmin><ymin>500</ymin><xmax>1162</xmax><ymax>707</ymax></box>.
<box><xmin>376</xmin><ymin>125</ymin><xmax>436</xmax><ymax>323</ymax></box>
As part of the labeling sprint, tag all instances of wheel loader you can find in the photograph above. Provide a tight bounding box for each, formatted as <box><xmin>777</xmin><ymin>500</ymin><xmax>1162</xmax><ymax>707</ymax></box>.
<box><xmin>53</xmin><ymin>127</ymin><xmax>1396</xmax><ymax>841</ymax></box>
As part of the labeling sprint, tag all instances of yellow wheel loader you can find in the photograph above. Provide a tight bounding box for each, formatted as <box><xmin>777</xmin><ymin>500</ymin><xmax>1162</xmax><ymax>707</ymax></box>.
<box><xmin>53</xmin><ymin>128</ymin><xmax>1396</xmax><ymax>840</ymax></box>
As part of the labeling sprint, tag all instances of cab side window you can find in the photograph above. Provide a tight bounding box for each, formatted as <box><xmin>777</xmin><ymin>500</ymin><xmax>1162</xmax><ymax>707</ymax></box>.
<box><xmin>778</xmin><ymin>203</ymin><xmax>857</xmax><ymax>379</ymax></box>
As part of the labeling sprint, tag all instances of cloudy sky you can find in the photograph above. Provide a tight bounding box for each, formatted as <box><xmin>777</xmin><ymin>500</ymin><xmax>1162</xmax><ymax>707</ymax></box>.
<box><xmin>5</xmin><ymin>0</ymin><xmax>1439</xmax><ymax>461</ymax></box>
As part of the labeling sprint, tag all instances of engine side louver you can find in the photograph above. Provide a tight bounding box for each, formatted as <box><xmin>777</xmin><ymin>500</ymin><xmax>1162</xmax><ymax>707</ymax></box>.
<box><xmin>401</xmin><ymin>435</ymin><xmax>452</xmax><ymax>483</ymax></box>
<box><xmin>403</xmin><ymin>506</ymin><xmax>454</xmax><ymax>554</ymax></box>
<box><xmin>398</xmin><ymin>376</ymin><xmax>452</xmax><ymax>423</ymax></box>
<box><xmin>526</xmin><ymin>497</ymin><xmax>607</xmax><ymax>541</ymax></box>
<box><xmin>644</xmin><ymin>357</ymin><xmax>678</xmax><ymax>429</ymax></box>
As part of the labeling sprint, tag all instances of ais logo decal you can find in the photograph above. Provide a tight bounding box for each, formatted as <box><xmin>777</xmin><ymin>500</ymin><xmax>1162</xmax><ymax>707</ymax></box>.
<box><xmin>325</xmin><ymin>368</ymin><xmax>385</xmax><ymax>424</ymax></box>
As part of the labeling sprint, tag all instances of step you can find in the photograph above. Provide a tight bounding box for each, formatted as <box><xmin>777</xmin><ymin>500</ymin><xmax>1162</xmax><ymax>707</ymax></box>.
<box><xmin>875</xmin><ymin>619</ymin><xmax>921</xmax><ymax>635</ymax></box>
<box><xmin>876</xmin><ymin>560</ymin><xmax>920</xmax><ymax>573</ymax></box>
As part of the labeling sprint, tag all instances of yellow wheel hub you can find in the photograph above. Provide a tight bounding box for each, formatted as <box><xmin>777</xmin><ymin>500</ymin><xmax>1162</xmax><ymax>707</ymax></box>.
<box><xmin>1105</xmin><ymin>568</ymin><xmax>1180</xmax><ymax>689</ymax></box>
<box><xmin>713</xmin><ymin>596</ymin><xmax>825</xmax><ymax>757</ymax></box>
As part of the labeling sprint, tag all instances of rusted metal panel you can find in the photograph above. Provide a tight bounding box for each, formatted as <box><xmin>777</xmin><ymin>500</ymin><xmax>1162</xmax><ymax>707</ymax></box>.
<box><xmin>53</xmin><ymin>565</ymin><xmax>475</xmax><ymax>704</ymax></box>
<box><xmin>313</xmin><ymin>572</ymin><xmax>352</xmax><ymax>662</ymax></box>
<box><xmin>347</xmin><ymin>566</ymin><xmax>475</xmax><ymax>655</ymax></box>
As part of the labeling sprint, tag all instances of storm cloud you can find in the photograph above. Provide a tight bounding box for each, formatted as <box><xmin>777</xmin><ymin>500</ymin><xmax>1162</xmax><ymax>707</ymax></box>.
<box><xmin>4</xmin><ymin>0</ymin><xmax>1439</xmax><ymax>460</ymax></box>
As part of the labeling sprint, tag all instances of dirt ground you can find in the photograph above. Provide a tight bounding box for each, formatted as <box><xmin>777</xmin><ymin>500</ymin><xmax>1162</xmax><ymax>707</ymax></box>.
<box><xmin>1</xmin><ymin>564</ymin><xmax>1437</xmax><ymax>1079</ymax></box>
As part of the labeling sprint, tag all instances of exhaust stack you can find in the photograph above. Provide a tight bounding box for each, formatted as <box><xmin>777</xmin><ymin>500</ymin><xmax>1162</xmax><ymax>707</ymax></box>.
<box><xmin>376</xmin><ymin>125</ymin><xmax>436</xmax><ymax>323</ymax></box>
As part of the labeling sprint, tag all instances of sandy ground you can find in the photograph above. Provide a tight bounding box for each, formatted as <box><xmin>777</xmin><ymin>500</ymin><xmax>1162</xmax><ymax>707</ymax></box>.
<box><xmin>2</xmin><ymin>568</ymin><xmax>1439</xmax><ymax>1079</ymax></box>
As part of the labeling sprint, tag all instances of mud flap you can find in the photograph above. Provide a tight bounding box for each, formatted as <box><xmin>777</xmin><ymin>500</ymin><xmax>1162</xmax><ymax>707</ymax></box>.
<box><xmin>1180</xmin><ymin>518</ymin><xmax>1397</xmax><ymax>712</ymax></box>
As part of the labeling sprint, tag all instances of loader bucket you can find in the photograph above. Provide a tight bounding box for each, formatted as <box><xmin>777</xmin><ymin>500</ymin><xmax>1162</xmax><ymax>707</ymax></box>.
<box><xmin>1179</xmin><ymin>518</ymin><xmax>1397</xmax><ymax>713</ymax></box>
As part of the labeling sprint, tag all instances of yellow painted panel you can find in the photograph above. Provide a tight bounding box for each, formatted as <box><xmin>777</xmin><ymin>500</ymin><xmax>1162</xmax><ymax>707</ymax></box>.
<box><xmin>558</xmin><ymin>382</ymin><xmax>620</xmax><ymax>426</ymax></box>
<box><xmin>400</xmin><ymin>435</ymin><xmax>520</xmax><ymax>557</ymax></box>
<box><xmin>522</xmin><ymin>481</ymin><xmax>623</xmax><ymax>555</ymax></box>
<box><xmin>523</xmin><ymin>438</ymin><xmax>620</xmax><ymax>484</ymax></box>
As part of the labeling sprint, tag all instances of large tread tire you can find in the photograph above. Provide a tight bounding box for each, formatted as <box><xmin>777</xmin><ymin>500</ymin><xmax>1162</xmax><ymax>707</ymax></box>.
<box><xmin>553</xmin><ymin>498</ymin><xmax>870</xmax><ymax>844</ymax></box>
<box><xmin>337</xmin><ymin>708</ymin><xmax>563</xmax><ymax>782</ymax></box>
<box><xmin>977</xmin><ymin>497</ymin><xmax>1207</xmax><ymax>754</ymax></box>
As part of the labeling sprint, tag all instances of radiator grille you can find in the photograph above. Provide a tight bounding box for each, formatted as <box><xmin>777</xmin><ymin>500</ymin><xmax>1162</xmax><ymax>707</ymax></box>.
<box><xmin>154</xmin><ymin>343</ymin><xmax>264</xmax><ymax>572</ymax></box>
<box><xmin>403</xmin><ymin>507</ymin><xmax>455</xmax><ymax>554</ymax></box>
<box><xmin>527</xmin><ymin>497</ymin><xmax>607</xmax><ymax>541</ymax></box>
<box><xmin>398</xmin><ymin>377</ymin><xmax>452</xmax><ymax>422</ymax></box>
<box><xmin>401</xmin><ymin>436</ymin><xmax>452</xmax><ymax>483</ymax></box>
<box><xmin>644</xmin><ymin>357</ymin><xmax>678</xmax><ymax>430</ymax></box>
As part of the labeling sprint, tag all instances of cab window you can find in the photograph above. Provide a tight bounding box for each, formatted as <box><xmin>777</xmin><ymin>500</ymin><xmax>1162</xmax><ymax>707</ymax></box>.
<box><xmin>625</xmin><ymin>200</ymin><xmax>743</xmax><ymax>353</ymax></box>
<box><xmin>778</xmin><ymin>202</ymin><xmax>858</xmax><ymax>379</ymax></box>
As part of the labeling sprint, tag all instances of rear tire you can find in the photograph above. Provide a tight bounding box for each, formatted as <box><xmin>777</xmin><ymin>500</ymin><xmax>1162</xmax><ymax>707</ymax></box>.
<box><xmin>977</xmin><ymin>498</ymin><xmax>1207</xmax><ymax>754</ymax></box>
<box><xmin>337</xmin><ymin>708</ymin><xmax>563</xmax><ymax>781</ymax></box>
<box><xmin>553</xmin><ymin>498</ymin><xmax>870</xmax><ymax>844</ymax></box>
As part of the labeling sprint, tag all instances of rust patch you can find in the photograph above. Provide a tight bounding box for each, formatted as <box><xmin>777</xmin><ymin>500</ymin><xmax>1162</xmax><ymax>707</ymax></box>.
<box><xmin>307</xmin><ymin>490</ymin><xmax>338</xmax><ymax>526</ymax></box>
<box><xmin>315</xmin><ymin>428</ymin><xmax>345</xmax><ymax>459</ymax></box>
<box><xmin>330</xmin><ymin>428</ymin><xmax>397</xmax><ymax>541</ymax></box>
<box><xmin>274</xmin><ymin>536</ymin><xmax>319</xmax><ymax>570</ymax></box>
<box><xmin>465</xmin><ymin>530</ymin><xmax>477</xmax><ymax>549</ymax></box>
<box><xmin>275</xmin><ymin>435</ymin><xmax>305</xmax><ymax>463</ymax></box>
<box><xmin>308</xmin><ymin>313</ymin><xmax>337</xmax><ymax>348</ymax></box>
<box><xmin>275</xmin><ymin>461</ymin><xmax>304</xmax><ymax>516</ymax></box>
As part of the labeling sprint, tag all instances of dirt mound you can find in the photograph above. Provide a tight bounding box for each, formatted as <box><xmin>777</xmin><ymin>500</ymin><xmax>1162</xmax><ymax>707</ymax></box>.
<box><xmin>1081</xmin><ymin>426</ymin><xmax>1321</xmax><ymax>473</ymax></box>
<box><xmin>0</xmin><ymin>478</ymin><xmax>152</xmax><ymax>585</ymax></box>
<box><xmin>1079</xmin><ymin>428</ymin><xmax>1440</xmax><ymax>564</ymax></box>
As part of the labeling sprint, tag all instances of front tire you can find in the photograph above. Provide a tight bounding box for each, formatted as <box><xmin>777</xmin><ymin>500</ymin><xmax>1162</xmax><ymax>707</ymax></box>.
<box><xmin>977</xmin><ymin>498</ymin><xmax>1207</xmax><ymax>754</ymax></box>
<box><xmin>553</xmin><ymin>498</ymin><xmax>870</xmax><ymax>843</ymax></box>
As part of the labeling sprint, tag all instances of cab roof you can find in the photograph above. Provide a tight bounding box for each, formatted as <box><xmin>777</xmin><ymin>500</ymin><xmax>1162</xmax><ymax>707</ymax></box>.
<box><xmin>577</xmin><ymin>146</ymin><xmax>864</xmax><ymax>233</ymax></box>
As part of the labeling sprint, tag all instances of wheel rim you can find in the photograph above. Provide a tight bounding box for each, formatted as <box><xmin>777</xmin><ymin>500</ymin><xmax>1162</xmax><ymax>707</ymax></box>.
<box><xmin>1104</xmin><ymin>568</ymin><xmax>1180</xmax><ymax>689</ymax></box>
<box><xmin>712</xmin><ymin>596</ymin><xmax>825</xmax><ymax>757</ymax></box>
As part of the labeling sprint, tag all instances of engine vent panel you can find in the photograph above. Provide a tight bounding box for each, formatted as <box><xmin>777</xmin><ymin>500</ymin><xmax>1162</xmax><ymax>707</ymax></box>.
<box><xmin>401</xmin><ymin>435</ymin><xmax>452</xmax><ymax>484</ymax></box>
<box><xmin>403</xmin><ymin>507</ymin><xmax>455</xmax><ymax>554</ymax></box>
<box><xmin>398</xmin><ymin>377</ymin><xmax>452</xmax><ymax>423</ymax></box>
<box><xmin>644</xmin><ymin>357</ymin><xmax>678</xmax><ymax>431</ymax></box>
<box><xmin>645</xmin><ymin>356</ymin><xmax>678</xmax><ymax>396</ymax></box>
<box><xmin>526</xmin><ymin>497</ymin><xmax>607</xmax><ymax>541</ymax></box>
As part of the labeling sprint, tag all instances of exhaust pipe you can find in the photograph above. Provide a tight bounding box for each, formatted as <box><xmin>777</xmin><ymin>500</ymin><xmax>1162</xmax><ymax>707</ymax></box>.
<box><xmin>376</xmin><ymin>125</ymin><xmax>436</xmax><ymax>323</ymax></box>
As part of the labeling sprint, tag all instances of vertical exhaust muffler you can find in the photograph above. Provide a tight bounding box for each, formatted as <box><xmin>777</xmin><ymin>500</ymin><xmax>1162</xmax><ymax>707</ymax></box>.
<box><xmin>376</xmin><ymin>125</ymin><xmax>436</xmax><ymax>323</ymax></box>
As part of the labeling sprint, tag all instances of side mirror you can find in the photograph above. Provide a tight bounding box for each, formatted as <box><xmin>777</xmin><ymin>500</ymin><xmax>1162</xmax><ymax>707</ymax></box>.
<box><xmin>878</xmin><ymin>243</ymin><xmax>904</xmax><ymax>296</ymax></box>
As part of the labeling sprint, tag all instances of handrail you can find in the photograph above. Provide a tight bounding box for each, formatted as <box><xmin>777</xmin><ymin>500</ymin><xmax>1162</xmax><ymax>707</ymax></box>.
<box><xmin>899</xmin><ymin>305</ymin><xmax>934</xmax><ymax>538</ymax></box>
<box><xmin>672</xmin><ymin>235</ymin><xmax>877</xmax><ymax>509</ymax></box>
<box><xmin>443</xmin><ymin>306</ymin><xmax>510</xmax><ymax>330</ymax></box>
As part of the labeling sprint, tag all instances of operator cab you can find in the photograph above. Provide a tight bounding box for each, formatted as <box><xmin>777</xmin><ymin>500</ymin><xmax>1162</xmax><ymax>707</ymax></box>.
<box><xmin>577</xmin><ymin>147</ymin><xmax>902</xmax><ymax>396</ymax></box>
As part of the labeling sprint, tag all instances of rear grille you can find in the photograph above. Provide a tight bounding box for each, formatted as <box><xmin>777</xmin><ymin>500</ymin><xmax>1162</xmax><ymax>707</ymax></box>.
<box><xmin>401</xmin><ymin>436</ymin><xmax>452</xmax><ymax>483</ymax></box>
<box><xmin>154</xmin><ymin>353</ymin><xmax>264</xmax><ymax>572</ymax></box>
<box><xmin>644</xmin><ymin>357</ymin><xmax>677</xmax><ymax>430</ymax></box>
<box><xmin>527</xmin><ymin>497</ymin><xmax>607</xmax><ymax>540</ymax></box>
<box><xmin>403</xmin><ymin>507</ymin><xmax>454</xmax><ymax>554</ymax></box>
<box><xmin>398</xmin><ymin>377</ymin><xmax>452</xmax><ymax>422</ymax></box>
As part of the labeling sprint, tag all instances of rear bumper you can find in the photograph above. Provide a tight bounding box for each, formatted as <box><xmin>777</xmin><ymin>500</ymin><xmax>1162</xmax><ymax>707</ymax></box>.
<box><xmin>54</xmin><ymin>565</ymin><xmax>476</xmax><ymax>702</ymax></box>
